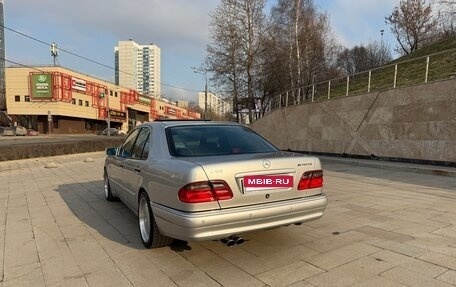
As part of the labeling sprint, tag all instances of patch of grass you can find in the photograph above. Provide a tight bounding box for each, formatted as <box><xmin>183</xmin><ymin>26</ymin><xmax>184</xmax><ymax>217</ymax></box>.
<box><xmin>310</xmin><ymin>37</ymin><xmax>456</xmax><ymax>101</ymax></box>
<box><xmin>392</xmin><ymin>37</ymin><xmax>456</xmax><ymax>63</ymax></box>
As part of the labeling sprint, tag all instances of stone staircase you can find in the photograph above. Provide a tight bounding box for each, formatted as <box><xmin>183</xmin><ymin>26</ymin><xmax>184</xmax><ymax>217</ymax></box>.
<box><xmin>0</xmin><ymin>110</ymin><xmax>11</xmax><ymax>126</ymax></box>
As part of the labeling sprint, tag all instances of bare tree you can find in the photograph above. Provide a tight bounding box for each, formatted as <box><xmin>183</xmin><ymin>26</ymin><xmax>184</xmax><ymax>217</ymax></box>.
<box><xmin>267</xmin><ymin>0</ymin><xmax>336</xmax><ymax>102</ymax></box>
<box><xmin>385</xmin><ymin>0</ymin><xmax>438</xmax><ymax>55</ymax></box>
<box><xmin>206</xmin><ymin>0</ymin><xmax>243</xmax><ymax>122</ymax></box>
<box><xmin>242</xmin><ymin>0</ymin><xmax>267</xmax><ymax>123</ymax></box>
<box><xmin>336</xmin><ymin>47</ymin><xmax>355</xmax><ymax>75</ymax></box>
<box><xmin>431</xmin><ymin>0</ymin><xmax>456</xmax><ymax>37</ymax></box>
<box><xmin>336</xmin><ymin>41</ymin><xmax>392</xmax><ymax>75</ymax></box>
<box><xmin>367</xmin><ymin>41</ymin><xmax>393</xmax><ymax>67</ymax></box>
<box><xmin>206</xmin><ymin>0</ymin><xmax>266</xmax><ymax>123</ymax></box>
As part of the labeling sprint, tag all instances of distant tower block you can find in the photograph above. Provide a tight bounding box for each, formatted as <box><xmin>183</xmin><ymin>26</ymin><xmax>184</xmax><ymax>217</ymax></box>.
<box><xmin>115</xmin><ymin>40</ymin><xmax>161</xmax><ymax>97</ymax></box>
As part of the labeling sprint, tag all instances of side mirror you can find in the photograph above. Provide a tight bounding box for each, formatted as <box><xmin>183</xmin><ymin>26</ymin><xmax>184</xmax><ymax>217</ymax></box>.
<box><xmin>106</xmin><ymin>147</ymin><xmax>118</xmax><ymax>156</ymax></box>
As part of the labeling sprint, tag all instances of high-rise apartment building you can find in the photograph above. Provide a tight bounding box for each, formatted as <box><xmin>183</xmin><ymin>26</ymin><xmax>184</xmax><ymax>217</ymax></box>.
<box><xmin>198</xmin><ymin>92</ymin><xmax>232</xmax><ymax>117</ymax></box>
<box><xmin>115</xmin><ymin>40</ymin><xmax>161</xmax><ymax>97</ymax></box>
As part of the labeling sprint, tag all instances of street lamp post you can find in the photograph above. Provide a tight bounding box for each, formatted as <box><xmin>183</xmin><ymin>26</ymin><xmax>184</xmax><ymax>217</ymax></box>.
<box><xmin>100</xmin><ymin>90</ymin><xmax>110</xmax><ymax>136</ymax></box>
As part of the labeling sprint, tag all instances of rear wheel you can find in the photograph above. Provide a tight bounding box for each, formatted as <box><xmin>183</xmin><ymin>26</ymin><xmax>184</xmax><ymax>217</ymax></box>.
<box><xmin>104</xmin><ymin>170</ymin><xmax>116</xmax><ymax>201</ymax></box>
<box><xmin>138</xmin><ymin>192</ymin><xmax>172</xmax><ymax>248</ymax></box>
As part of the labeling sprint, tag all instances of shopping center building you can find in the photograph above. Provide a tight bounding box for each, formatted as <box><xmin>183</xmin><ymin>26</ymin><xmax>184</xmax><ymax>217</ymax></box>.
<box><xmin>5</xmin><ymin>66</ymin><xmax>200</xmax><ymax>134</ymax></box>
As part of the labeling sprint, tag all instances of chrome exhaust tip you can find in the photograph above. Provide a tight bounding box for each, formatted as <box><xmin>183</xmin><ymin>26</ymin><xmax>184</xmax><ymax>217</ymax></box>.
<box><xmin>230</xmin><ymin>235</ymin><xmax>244</xmax><ymax>245</ymax></box>
<box><xmin>220</xmin><ymin>237</ymin><xmax>236</xmax><ymax>247</ymax></box>
<box><xmin>220</xmin><ymin>235</ymin><xmax>244</xmax><ymax>247</ymax></box>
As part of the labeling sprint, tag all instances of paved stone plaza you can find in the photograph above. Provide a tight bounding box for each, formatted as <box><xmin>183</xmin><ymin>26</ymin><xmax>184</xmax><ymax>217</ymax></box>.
<box><xmin>0</xmin><ymin>152</ymin><xmax>455</xmax><ymax>286</ymax></box>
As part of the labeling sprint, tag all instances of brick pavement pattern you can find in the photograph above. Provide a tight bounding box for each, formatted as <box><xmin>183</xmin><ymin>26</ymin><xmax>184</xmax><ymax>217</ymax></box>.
<box><xmin>0</xmin><ymin>152</ymin><xmax>455</xmax><ymax>287</ymax></box>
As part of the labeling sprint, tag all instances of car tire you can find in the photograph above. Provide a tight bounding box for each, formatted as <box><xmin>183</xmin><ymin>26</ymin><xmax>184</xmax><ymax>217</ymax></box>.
<box><xmin>138</xmin><ymin>192</ymin><xmax>172</xmax><ymax>248</ymax></box>
<box><xmin>104</xmin><ymin>170</ymin><xmax>117</xmax><ymax>201</ymax></box>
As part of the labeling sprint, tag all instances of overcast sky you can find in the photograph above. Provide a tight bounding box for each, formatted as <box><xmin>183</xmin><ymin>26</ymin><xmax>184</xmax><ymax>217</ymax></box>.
<box><xmin>4</xmin><ymin>0</ymin><xmax>398</xmax><ymax>102</ymax></box>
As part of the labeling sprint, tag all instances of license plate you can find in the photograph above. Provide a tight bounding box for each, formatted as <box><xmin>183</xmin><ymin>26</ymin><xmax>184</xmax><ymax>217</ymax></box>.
<box><xmin>243</xmin><ymin>175</ymin><xmax>293</xmax><ymax>193</ymax></box>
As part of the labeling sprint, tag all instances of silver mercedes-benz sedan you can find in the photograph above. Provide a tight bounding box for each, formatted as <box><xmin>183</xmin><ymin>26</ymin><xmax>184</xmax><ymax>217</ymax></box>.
<box><xmin>104</xmin><ymin>120</ymin><xmax>327</xmax><ymax>248</ymax></box>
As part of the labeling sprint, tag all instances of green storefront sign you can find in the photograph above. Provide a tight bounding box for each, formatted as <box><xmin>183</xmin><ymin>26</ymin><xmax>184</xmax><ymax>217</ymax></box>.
<box><xmin>138</xmin><ymin>95</ymin><xmax>151</xmax><ymax>104</ymax></box>
<box><xmin>31</xmin><ymin>74</ymin><xmax>53</xmax><ymax>98</ymax></box>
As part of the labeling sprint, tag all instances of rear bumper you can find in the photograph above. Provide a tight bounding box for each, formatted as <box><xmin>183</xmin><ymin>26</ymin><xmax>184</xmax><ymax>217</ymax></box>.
<box><xmin>152</xmin><ymin>194</ymin><xmax>327</xmax><ymax>241</ymax></box>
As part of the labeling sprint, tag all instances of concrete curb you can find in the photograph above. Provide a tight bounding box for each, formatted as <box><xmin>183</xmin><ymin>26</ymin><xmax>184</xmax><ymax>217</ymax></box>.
<box><xmin>0</xmin><ymin>137</ymin><xmax>124</xmax><ymax>161</ymax></box>
<box><xmin>320</xmin><ymin>156</ymin><xmax>456</xmax><ymax>178</ymax></box>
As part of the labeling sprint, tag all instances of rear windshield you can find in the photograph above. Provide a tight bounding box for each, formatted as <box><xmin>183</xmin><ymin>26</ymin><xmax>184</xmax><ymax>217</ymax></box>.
<box><xmin>166</xmin><ymin>125</ymin><xmax>278</xmax><ymax>157</ymax></box>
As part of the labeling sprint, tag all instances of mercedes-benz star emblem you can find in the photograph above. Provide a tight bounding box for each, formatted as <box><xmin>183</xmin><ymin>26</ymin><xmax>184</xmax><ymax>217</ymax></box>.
<box><xmin>262</xmin><ymin>159</ymin><xmax>271</xmax><ymax>169</ymax></box>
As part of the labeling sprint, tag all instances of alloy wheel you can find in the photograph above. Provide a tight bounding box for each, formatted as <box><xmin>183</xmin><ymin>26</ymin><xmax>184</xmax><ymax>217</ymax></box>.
<box><xmin>139</xmin><ymin>195</ymin><xmax>151</xmax><ymax>243</ymax></box>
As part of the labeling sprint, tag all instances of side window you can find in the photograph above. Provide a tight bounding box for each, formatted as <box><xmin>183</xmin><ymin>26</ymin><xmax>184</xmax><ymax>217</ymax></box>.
<box><xmin>131</xmin><ymin>128</ymin><xmax>150</xmax><ymax>159</ymax></box>
<box><xmin>119</xmin><ymin>129</ymin><xmax>140</xmax><ymax>158</ymax></box>
<box><xmin>141</xmin><ymin>134</ymin><xmax>150</xmax><ymax>159</ymax></box>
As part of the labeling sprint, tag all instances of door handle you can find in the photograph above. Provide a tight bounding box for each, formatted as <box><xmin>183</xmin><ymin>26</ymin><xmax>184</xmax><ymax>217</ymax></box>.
<box><xmin>134</xmin><ymin>168</ymin><xmax>141</xmax><ymax>173</ymax></box>
<box><xmin>119</xmin><ymin>164</ymin><xmax>124</xmax><ymax>168</ymax></box>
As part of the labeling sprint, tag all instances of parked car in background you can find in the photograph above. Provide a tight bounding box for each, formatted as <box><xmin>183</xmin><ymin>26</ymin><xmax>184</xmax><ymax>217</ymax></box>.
<box><xmin>26</xmin><ymin>129</ymin><xmax>39</xmax><ymax>136</ymax></box>
<box><xmin>2</xmin><ymin>127</ymin><xmax>15</xmax><ymax>136</ymax></box>
<box><xmin>15</xmin><ymin>126</ymin><xmax>27</xmax><ymax>136</ymax></box>
<box><xmin>103</xmin><ymin>120</ymin><xmax>327</xmax><ymax>248</ymax></box>
<box><xmin>0</xmin><ymin>126</ymin><xmax>27</xmax><ymax>136</ymax></box>
<box><xmin>99</xmin><ymin>128</ymin><xmax>122</xmax><ymax>136</ymax></box>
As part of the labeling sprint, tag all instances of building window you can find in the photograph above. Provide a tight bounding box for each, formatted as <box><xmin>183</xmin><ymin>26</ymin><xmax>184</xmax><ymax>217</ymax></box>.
<box><xmin>110</xmin><ymin>90</ymin><xmax>113</xmax><ymax>96</ymax></box>
<box><xmin>53</xmin><ymin>119</ymin><xmax>59</xmax><ymax>129</ymax></box>
<box><xmin>78</xmin><ymin>100</ymin><xmax>83</xmax><ymax>106</ymax></box>
<box><xmin>85</xmin><ymin>101</ymin><xmax>89</xmax><ymax>107</ymax></box>
<box><xmin>15</xmin><ymin>95</ymin><xmax>20</xmax><ymax>102</ymax></box>
<box><xmin>25</xmin><ymin>96</ymin><xmax>30</xmax><ymax>102</ymax></box>
<box><xmin>115</xmin><ymin>92</ymin><xmax>118</xmax><ymax>97</ymax></box>
<box><xmin>72</xmin><ymin>99</ymin><xmax>76</xmax><ymax>105</ymax></box>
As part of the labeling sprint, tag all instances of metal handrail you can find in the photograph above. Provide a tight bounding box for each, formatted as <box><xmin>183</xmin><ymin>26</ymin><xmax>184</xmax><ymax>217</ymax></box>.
<box><xmin>264</xmin><ymin>46</ymin><xmax>456</xmax><ymax>116</ymax></box>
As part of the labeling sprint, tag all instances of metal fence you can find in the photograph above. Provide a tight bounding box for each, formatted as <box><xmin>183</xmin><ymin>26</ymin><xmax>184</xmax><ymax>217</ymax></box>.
<box><xmin>266</xmin><ymin>47</ymin><xmax>456</xmax><ymax>114</ymax></box>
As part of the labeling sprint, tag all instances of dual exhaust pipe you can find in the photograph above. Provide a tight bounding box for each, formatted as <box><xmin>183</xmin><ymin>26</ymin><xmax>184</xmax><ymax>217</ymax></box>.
<box><xmin>220</xmin><ymin>235</ymin><xmax>244</xmax><ymax>247</ymax></box>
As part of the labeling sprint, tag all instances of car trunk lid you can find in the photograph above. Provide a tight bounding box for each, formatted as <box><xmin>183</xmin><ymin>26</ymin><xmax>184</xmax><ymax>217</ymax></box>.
<box><xmin>188</xmin><ymin>152</ymin><xmax>323</xmax><ymax>209</ymax></box>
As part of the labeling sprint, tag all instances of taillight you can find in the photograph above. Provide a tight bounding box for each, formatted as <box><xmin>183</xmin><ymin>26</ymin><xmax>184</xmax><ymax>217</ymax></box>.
<box><xmin>178</xmin><ymin>180</ymin><xmax>233</xmax><ymax>203</ymax></box>
<box><xmin>298</xmin><ymin>170</ymin><xmax>323</xmax><ymax>190</ymax></box>
<box><xmin>211</xmin><ymin>181</ymin><xmax>233</xmax><ymax>200</ymax></box>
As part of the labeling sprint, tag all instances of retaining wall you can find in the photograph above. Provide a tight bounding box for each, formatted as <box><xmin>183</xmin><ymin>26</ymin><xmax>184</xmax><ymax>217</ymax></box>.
<box><xmin>250</xmin><ymin>79</ymin><xmax>456</xmax><ymax>163</ymax></box>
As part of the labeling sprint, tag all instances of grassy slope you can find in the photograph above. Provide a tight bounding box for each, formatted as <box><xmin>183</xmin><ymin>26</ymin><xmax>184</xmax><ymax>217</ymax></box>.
<box><xmin>314</xmin><ymin>37</ymin><xmax>456</xmax><ymax>100</ymax></box>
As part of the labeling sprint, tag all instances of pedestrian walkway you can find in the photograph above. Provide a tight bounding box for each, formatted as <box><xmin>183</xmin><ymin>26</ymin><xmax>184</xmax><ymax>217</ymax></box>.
<box><xmin>0</xmin><ymin>152</ymin><xmax>456</xmax><ymax>286</ymax></box>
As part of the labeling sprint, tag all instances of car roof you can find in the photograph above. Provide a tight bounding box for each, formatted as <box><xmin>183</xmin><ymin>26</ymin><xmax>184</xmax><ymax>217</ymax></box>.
<box><xmin>140</xmin><ymin>120</ymin><xmax>243</xmax><ymax>128</ymax></box>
